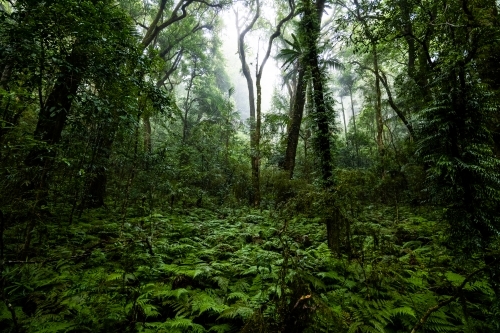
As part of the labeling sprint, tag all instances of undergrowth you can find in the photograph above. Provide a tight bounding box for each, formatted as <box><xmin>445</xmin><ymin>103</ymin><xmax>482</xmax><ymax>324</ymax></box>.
<box><xmin>0</xmin><ymin>205</ymin><xmax>497</xmax><ymax>332</ymax></box>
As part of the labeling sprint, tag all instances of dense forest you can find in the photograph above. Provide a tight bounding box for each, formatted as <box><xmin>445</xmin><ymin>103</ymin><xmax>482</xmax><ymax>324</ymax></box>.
<box><xmin>1</xmin><ymin>0</ymin><xmax>500</xmax><ymax>332</ymax></box>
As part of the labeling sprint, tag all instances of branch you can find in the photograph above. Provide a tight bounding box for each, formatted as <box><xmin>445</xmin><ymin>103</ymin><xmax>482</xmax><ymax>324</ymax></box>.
<box><xmin>132</xmin><ymin>17</ymin><xmax>149</xmax><ymax>30</ymax></box>
<box><xmin>159</xmin><ymin>23</ymin><xmax>213</xmax><ymax>58</ymax></box>
<box><xmin>257</xmin><ymin>0</ymin><xmax>295</xmax><ymax>78</ymax></box>
<box><xmin>157</xmin><ymin>49</ymin><xmax>184</xmax><ymax>88</ymax></box>
<box><xmin>141</xmin><ymin>0</ymin><xmax>195</xmax><ymax>48</ymax></box>
<box><xmin>410</xmin><ymin>265</ymin><xmax>492</xmax><ymax>333</ymax></box>
<box><xmin>235</xmin><ymin>0</ymin><xmax>260</xmax><ymax>115</ymax></box>
<box><xmin>351</xmin><ymin>61</ymin><xmax>415</xmax><ymax>139</ymax></box>
<box><xmin>141</xmin><ymin>0</ymin><xmax>169</xmax><ymax>47</ymax></box>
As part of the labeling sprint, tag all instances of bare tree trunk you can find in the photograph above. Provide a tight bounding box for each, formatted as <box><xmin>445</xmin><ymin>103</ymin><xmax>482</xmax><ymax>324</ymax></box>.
<box><xmin>254</xmin><ymin>0</ymin><xmax>294</xmax><ymax>205</ymax></box>
<box><xmin>235</xmin><ymin>1</ymin><xmax>259</xmax><ymax>205</ymax></box>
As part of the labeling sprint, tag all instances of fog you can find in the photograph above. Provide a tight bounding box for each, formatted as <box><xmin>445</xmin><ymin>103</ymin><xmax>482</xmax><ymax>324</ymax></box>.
<box><xmin>220</xmin><ymin>6</ymin><xmax>282</xmax><ymax>120</ymax></box>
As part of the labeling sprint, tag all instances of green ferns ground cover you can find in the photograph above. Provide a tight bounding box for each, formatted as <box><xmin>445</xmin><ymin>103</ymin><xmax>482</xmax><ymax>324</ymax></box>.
<box><xmin>1</xmin><ymin>206</ymin><xmax>498</xmax><ymax>333</ymax></box>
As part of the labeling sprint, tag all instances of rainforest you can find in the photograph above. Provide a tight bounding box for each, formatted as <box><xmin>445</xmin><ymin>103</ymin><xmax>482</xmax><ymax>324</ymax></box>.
<box><xmin>0</xmin><ymin>0</ymin><xmax>499</xmax><ymax>332</ymax></box>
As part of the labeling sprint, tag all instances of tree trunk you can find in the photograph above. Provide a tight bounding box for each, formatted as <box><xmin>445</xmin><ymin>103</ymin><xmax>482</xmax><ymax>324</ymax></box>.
<box><xmin>348</xmin><ymin>87</ymin><xmax>360</xmax><ymax>166</ymax></box>
<box><xmin>80</xmin><ymin>120</ymin><xmax>118</xmax><ymax>209</ymax></box>
<box><xmin>235</xmin><ymin>2</ymin><xmax>259</xmax><ymax>205</ymax></box>
<box><xmin>23</xmin><ymin>42</ymin><xmax>86</xmax><ymax>252</ymax></box>
<box><xmin>283</xmin><ymin>61</ymin><xmax>306</xmax><ymax>178</ymax></box>
<box><xmin>372</xmin><ymin>43</ymin><xmax>384</xmax><ymax>154</ymax></box>
<box><xmin>143</xmin><ymin>115</ymin><xmax>152</xmax><ymax>153</ymax></box>
<box><xmin>253</xmin><ymin>80</ymin><xmax>262</xmax><ymax>207</ymax></box>
<box><xmin>24</xmin><ymin>42</ymin><xmax>86</xmax><ymax>201</ymax></box>
<box><xmin>340</xmin><ymin>96</ymin><xmax>347</xmax><ymax>143</ymax></box>
<box><xmin>310</xmin><ymin>49</ymin><xmax>332</xmax><ymax>186</ymax></box>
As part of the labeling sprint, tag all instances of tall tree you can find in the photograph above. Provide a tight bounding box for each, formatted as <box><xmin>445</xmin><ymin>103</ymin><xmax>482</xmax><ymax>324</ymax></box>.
<box><xmin>254</xmin><ymin>0</ymin><xmax>295</xmax><ymax>206</ymax></box>
<box><xmin>282</xmin><ymin>0</ymin><xmax>331</xmax><ymax>180</ymax></box>
<box><xmin>235</xmin><ymin>0</ymin><xmax>260</xmax><ymax>206</ymax></box>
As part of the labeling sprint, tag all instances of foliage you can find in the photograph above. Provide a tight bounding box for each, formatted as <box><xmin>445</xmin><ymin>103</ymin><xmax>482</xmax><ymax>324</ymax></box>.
<box><xmin>1</xmin><ymin>0</ymin><xmax>500</xmax><ymax>332</ymax></box>
<box><xmin>1</xmin><ymin>205</ymin><xmax>497</xmax><ymax>332</ymax></box>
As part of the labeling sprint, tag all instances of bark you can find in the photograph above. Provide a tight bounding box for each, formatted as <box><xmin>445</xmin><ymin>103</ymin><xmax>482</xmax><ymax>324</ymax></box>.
<box><xmin>285</xmin><ymin>80</ymin><xmax>295</xmax><ymax>129</ymax></box>
<box><xmin>81</xmin><ymin>121</ymin><xmax>117</xmax><ymax>209</ymax></box>
<box><xmin>340</xmin><ymin>96</ymin><xmax>347</xmax><ymax>142</ymax></box>
<box><xmin>235</xmin><ymin>1</ymin><xmax>259</xmax><ymax>205</ymax></box>
<box><xmin>24</xmin><ymin>42</ymin><xmax>86</xmax><ymax>198</ymax></box>
<box><xmin>283</xmin><ymin>60</ymin><xmax>306</xmax><ymax>177</ymax></box>
<box><xmin>348</xmin><ymin>87</ymin><xmax>360</xmax><ymax>166</ymax></box>
<box><xmin>23</xmin><ymin>42</ymin><xmax>87</xmax><ymax>252</ymax></box>
<box><xmin>372</xmin><ymin>43</ymin><xmax>384</xmax><ymax>154</ymax></box>
<box><xmin>254</xmin><ymin>0</ymin><xmax>294</xmax><ymax>206</ymax></box>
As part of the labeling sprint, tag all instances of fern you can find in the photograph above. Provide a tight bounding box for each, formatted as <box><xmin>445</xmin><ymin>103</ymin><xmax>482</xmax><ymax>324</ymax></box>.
<box><xmin>163</xmin><ymin>317</ymin><xmax>206</xmax><ymax>333</ymax></box>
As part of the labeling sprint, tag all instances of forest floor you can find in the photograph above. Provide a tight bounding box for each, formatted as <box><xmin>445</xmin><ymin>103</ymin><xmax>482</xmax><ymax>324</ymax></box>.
<box><xmin>1</xmin><ymin>206</ymin><xmax>495</xmax><ymax>332</ymax></box>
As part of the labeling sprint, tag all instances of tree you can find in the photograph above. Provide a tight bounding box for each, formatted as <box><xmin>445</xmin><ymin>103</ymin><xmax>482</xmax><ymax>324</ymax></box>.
<box><xmin>417</xmin><ymin>0</ymin><xmax>500</xmax><ymax>254</ymax></box>
<box><xmin>235</xmin><ymin>0</ymin><xmax>260</xmax><ymax>206</ymax></box>
<box><xmin>282</xmin><ymin>0</ymin><xmax>333</xmax><ymax>182</ymax></box>
<box><xmin>0</xmin><ymin>0</ymin><xmax>151</xmax><ymax>250</ymax></box>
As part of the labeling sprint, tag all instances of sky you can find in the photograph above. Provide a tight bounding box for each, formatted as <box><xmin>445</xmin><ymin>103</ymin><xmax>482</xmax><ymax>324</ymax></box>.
<box><xmin>217</xmin><ymin>4</ymin><xmax>360</xmax><ymax>135</ymax></box>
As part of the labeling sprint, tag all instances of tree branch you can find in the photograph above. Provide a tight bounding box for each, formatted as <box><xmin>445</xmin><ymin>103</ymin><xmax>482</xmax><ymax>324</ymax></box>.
<box><xmin>159</xmin><ymin>23</ymin><xmax>213</xmax><ymax>58</ymax></box>
<box><xmin>351</xmin><ymin>61</ymin><xmax>415</xmax><ymax>139</ymax></box>
<box><xmin>257</xmin><ymin>0</ymin><xmax>295</xmax><ymax>78</ymax></box>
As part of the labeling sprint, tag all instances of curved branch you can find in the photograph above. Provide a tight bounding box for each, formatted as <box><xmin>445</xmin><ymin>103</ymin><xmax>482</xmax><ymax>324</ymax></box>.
<box><xmin>352</xmin><ymin>61</ymin><xmax>415</xmax><ymax>139</ymax></box>
<box><xmin>159</xmin><ymin>23</ymin><xmax>213</xmax><ymax>58</ymax></box>
<box><xmin>257</xmin><ymin>0</ymin><xmax>295</xmax><ymax>78</ymax></box>
<box><xmin>141</xmin><ymin>0</ymin><xmax>224</xmax><ymax>48</ymax></box>
<box><xmin>235</xmin><ymin>0</ymin><xmax>260</xmax><ymax>117</ymax></box>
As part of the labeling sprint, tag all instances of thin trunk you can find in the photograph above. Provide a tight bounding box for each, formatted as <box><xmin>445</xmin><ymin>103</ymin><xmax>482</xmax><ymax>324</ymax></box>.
<box><xmin>340</xmin><ymin>96</ymin><xmax>347</xmax><ymax>142</ymax></box>
<box><xmin>255</xmin><ymin>0</ymin><xmax>294</xmax><ymax>193</ymax></box>
<box><xmin>352</xmin><ymin>61</ymin><xmax>415</xmax><ymax>139</ymax></box>
<box><xmin>254</xmin><ymin>81</ymin><xmax>262</xmax><ymax>207</ymax></box>
<box><xmin>235</xmin><ymin>1</ymin><xmax>259</xmax><ymax>205</ymax></box>
<box><xmin>283</xmin><ymin>61</ymin><xmax>306</xmax><ymax>178</ymax></box>
<box><xmin>143</xmin><ymin>116</ymin><xmax>152</xmax><ymax>153</ymax></box>
<box><xmin>81</xmin><ymin>120</ymin><xmax>117</xmax><ymax>209</ymax></box>
<box><xmin>372</xmin><ymin>43</ymin><xmax>384</xmax><ymax>154</ymax></box>
<box><xmin>348</xmin><ymin>87</ymin><xmax>359</xmax><ymax>166</ymax></box>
